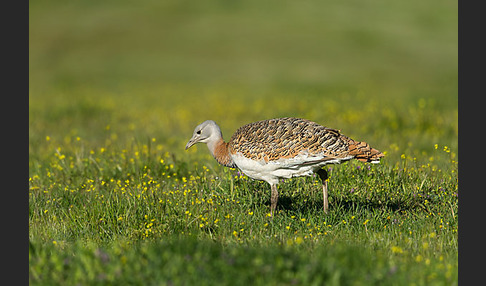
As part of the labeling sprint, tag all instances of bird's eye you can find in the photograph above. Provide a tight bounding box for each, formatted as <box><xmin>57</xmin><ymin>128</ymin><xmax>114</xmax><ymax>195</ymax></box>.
<box><xmin>196</xmin><ymin>130</ymin><xmax>201</xmax><ymax>135</ymax></box>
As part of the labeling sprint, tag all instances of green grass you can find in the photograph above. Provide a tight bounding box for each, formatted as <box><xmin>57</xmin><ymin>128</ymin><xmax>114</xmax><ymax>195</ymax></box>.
<box><xmin>30</xmin><ymin>237</ymin><xmax>456</xmax><ymax>285</ymax></box>
<box><xmin>29</xmin><ymin>0</ymin><xmax>457</xmax><ymax>285</ymax></box>
<box><xmin>29</xmin><ymin>130</ymin><xmax>457</xmax><ymax>284</ymax></box>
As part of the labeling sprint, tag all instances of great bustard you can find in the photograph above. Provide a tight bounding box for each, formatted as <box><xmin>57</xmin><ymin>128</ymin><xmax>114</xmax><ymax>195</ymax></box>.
<box><xmin>185</xmin><ymin>117</ymin><xmax>384</xmax><ymax>215</ymax></box>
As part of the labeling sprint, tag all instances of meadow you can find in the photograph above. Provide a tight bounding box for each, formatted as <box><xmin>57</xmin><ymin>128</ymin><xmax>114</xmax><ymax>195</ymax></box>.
<box><xmin>29</xmin><ymin>1</ymin><xmax>457</xmax><ymax>285</ymax></box>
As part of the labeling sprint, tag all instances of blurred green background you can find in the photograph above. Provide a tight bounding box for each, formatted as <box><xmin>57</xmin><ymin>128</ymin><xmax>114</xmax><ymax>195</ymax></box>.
<box><xmin>29</xmin><ymin>0</ymin><xmax>458</xmax><ymax>166</ymax></box>
<box><xmin>29</xmin><ymin>2</ymin><xmax>458</xmax><ymax>283</ymax></box>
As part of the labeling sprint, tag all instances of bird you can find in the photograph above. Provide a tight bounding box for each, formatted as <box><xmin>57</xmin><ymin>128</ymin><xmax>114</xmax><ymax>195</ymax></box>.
<box><xmin>185</xmin><ymin>117</ymin><xmax>384</xmax><ymax>215</ymax></box>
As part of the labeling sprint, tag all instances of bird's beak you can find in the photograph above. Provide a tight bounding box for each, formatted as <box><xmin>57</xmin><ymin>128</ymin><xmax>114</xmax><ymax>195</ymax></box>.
<box><xmin>185</xmin><ymin>138</ymin><xmax>197</xmax><ymax>150</ymax></box>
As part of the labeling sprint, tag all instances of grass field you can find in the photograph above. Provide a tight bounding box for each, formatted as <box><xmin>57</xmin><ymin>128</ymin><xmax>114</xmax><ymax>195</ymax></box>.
<box><xmin>29</xmin><ymin>1</ymin><xmax>457</xmax><ymax>285</ymax></box>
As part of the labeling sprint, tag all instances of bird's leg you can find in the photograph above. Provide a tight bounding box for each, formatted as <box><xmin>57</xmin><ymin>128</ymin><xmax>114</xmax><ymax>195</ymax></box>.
<box><xmin>317</xmin><ymin>169</ymin><xmax>329</xmax><ymax>214</ymax></box>
<box><xmin>270</xmin><ymin>184</ymin><xmax>278</xmax><ymax>217</ymax></box>
<box><xmin>322</xmin><ymin>180</ymin><xmax>329</xmax><ymax>214</ymax></box>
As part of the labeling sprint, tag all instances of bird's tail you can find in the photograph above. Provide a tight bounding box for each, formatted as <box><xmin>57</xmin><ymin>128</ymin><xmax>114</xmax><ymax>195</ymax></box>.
<box><xmin>347</xmin><ymin>138</ymin><xmax>385</xmax><ymax>163</ymax></box>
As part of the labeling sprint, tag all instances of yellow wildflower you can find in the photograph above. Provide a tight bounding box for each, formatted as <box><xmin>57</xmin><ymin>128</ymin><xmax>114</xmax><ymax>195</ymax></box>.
<box><xmin>391</xmin><ymin>246</ymin><xmax>403</xmax><ymax>254</ymax></box>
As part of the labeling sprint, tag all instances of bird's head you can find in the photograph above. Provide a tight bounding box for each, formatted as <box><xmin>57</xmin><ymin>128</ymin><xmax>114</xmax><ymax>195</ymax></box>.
<box><xmin>185</xmin><ymin>120</ymin><xmax>222</xmax><ymax>150</ymax></box>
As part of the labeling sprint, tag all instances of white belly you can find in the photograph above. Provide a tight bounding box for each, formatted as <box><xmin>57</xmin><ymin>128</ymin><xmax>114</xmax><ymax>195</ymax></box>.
<box><xmin>231</xmin><ymin>152</ymin><xmax>352</xmax><ymax>185</ymax></box>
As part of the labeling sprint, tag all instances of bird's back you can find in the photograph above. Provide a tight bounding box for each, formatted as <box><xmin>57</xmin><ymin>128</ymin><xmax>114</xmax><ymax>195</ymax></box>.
<box><xmin>228</xmin><ymin>117</ymin><xmax>361</xmax><ymax>163</ymax></box>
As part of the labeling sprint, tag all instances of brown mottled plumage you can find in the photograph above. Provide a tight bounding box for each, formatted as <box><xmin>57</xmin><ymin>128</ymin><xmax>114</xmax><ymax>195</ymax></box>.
<box><xmin>228</xmin><ymin>118</ymin><xmax>382</xmax><ymax>163</ymax></box>
<box><xmin>185</xmin><ymin>117</ymin><xmax>384</xmax><ymax>215</ymax></box>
